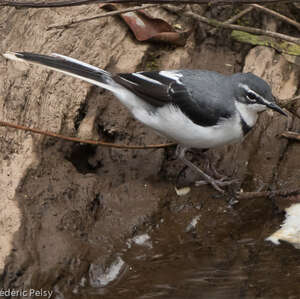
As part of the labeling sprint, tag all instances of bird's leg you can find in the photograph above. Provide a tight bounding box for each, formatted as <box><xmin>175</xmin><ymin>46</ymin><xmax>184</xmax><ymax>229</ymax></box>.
<box><xmin>177</xmin><ymin>145</ymin><xmax>224</xmax><ymax>192</ymax></box>
<box><xmin>207</xmin><ymin>159</ymin><xmax>228</xmax><ymax>181</ymax></box>
<box><xmin>193</xmin><ymin>149</ymin><xmax>227</xmax><ymax>180</ymax></box>
<box><xmin>176</xmin><ymin>145</ymin><xmax>236</xmax><ymax>193</ymax></box>
<box><xmin>175</xmin><ymin>165</ymin><xmax>188</xmax><ymax>188</ymax></box>
<box><xmin>194</xmin><ymin>149</ymin><xmax>228</xmax><ymax>181</ymax></box>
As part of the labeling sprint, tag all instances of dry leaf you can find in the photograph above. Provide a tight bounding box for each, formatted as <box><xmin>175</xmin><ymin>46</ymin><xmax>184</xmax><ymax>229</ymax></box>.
<box><xmin>101</xmin><ymin>4</ymin><xmax>191</xmax><ymax>46</ymax></box>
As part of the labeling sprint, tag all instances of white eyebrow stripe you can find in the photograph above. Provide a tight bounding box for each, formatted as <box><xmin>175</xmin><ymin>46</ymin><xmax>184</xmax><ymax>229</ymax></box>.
<box><xmin>238</xmin><ymin>83</ymin><xmax>271</xmax><ymax>104</ymax></box>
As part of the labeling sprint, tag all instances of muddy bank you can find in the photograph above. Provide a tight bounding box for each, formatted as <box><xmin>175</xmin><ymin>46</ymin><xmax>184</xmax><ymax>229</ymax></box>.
<box><xmin>0</xmin><ymin>4</ymin><xmax>300</xmax><ymax>299</ymax></box>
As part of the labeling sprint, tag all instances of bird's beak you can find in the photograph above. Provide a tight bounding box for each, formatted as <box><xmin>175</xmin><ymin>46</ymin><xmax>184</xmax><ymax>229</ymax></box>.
<box><xmin>266</xmin><ymin>101</ymin><xmax>288</xmax><ymax>117</ymax></box>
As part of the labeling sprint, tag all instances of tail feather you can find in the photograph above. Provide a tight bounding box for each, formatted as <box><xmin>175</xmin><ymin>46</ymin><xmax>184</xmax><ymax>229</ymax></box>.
<box><xmin>3</xmin><ymin>51</ymin><xmax>117</xmax><ymax>92</ymax></box>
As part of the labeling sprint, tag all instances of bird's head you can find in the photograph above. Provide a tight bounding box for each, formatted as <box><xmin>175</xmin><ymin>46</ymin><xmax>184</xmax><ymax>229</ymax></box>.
<box><xmin>233</xmin><ymin>72</ymin><xmax>287</xmax><ymax>117</ymax></box>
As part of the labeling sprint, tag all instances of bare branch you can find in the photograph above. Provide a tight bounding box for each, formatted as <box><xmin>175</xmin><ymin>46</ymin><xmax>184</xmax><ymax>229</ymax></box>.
<box><xmin>47</xmin><ymin>4</ymin><xmax>159</xmax><ymax>29</ymax></box>
<box><xmin>165</xmin><ymin>5</ymin><xmax>300</xmax><ymax>44</ymax></box>
<box><xmin>236</xmin><ymin>188</ymin><xmax>300</xmax><ymax>199</ymax></box>
<box><xmin>0</xmin><ymin>0</ymin><xmax>102</xmax><ymax>8</ymax></box>
<box><xmin>209</xmin><ymin>6</ymin><xmax>254</xmax><ymax>35</ymax></box>
<box><xmin>279</xmin><ymin>95</ymin><xmax>300</xmax><ymax>108</ymax></box>
<box><xmin>0</xmin><ymin>120</ymin><xmax>176</xmax><ymax>149</ymax></box>
<box><xmin>251</xmin><ymin>4</ymin><xmax>300</xmax><ymax>32</ymax></box>
<box><xmin>281</xmin><ymin>131</ymin><xmax>300</xmax><ymax>142</ymax></box>
<box><xmin>0</xmin><ymin>0</ymin><xmax>295</xmax><ymax>9</ymax></box>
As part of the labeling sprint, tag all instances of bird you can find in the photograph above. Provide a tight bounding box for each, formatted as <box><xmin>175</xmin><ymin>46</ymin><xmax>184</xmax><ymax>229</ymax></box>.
<box><xmin>3</xmin><ymin>51</ymin><xmax>287</xmax><ymax>193</ymax></box>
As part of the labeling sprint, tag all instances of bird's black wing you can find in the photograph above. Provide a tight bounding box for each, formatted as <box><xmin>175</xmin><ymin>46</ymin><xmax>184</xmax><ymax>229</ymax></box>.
<box><xmin>114</xmin><ymin>71</ymin><xmax>173</xmax><ymax>107</ymax></box>
<box><xmin>114</xmin><ymin>70</ymin><xmax>234</xmax><ymax>127</ymax></box>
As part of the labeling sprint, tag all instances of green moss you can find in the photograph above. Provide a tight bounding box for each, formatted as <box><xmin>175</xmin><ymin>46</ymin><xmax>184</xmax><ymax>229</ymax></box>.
<box><xmin>145</xmin><ymin>60</ymin><xmax>159</xmax><ymax>71</ymax></box>
<box><xmin>231</xmin><ymin>30</ymin><xmax>300</xmax><ymax>56</ymax></box>
<box><xmin>236</xmin><ymin>18</ymin><xmax>251</xmax><ymax>26</ymax></box>
<box><xmin>144</xmin><ymin>51</ymin><xmax>160</xmax><ymax>71</ymax></box>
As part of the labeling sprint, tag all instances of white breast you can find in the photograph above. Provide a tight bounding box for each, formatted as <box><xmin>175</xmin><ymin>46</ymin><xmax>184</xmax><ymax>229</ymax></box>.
<box><xmin>235</xmin><ymin>101</ymin><xmax>262</xmax><ymax>128</ymax></box>
<box><xmin>133</xmin><ymin>104</ymin><xmax>245</xmax><ymax>149</ymax></box>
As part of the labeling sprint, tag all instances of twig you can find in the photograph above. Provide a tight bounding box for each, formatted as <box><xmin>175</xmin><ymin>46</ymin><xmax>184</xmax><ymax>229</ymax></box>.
<box><xmin>288</xmin><ymin>95</ymin><xmax>300</xmax><ymax>105</ymax></box>
<box><xmin>0</xmin><ymin>0</ymin><xmax>102</xmax><ymax>7</ymax></box>
<box><xmin>281</xmin><ymin>131</ymin><xmax>300</xmax><ymax>142</ymax></box>
<box><xmin>209</xmin><ymin>6</ymin><xmax>254</xmax><ymax>35</ymax></box>
<box><xmin>279</xmin><ymin>95</ymin><xmax>300</xmax><ymax>108</ymax></box>
<box><xmin>0</xmin><ymin>0</ymin><xmax>295</xmax><ymax>8</ymax></box>
<box><xmin>280</xmin><ymin>95</ymin><xmax>300</xmax><ymax>120</ymax></box>
<box><xmin>47</xmin><ymin>4</ymin><xmax>159</xmax><ymax>30</ymax></box>
<box><xmin>251</xmin><ymin>4</ymin><xmax>300</xmax><ymax>32</ymax></box>
<box><xmin>236</xmin><ymin>188</ymin><xmax>300</xmax><ymax>199</ymax></box>
<box><xmin>165</xmin><ymin>5</ymin><xmax>300</xmax><ymax>45</ymax></box>
<box><xmin>0</xmin><ymin>120</ymin><xmax>176</xmax><ymax>149</ymax></box>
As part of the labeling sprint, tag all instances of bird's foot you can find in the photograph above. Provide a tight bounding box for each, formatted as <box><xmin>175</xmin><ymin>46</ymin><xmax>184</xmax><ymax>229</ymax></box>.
<box><xmin>195</xmin><ymin>178</ymin><xmax>239</xmax><ymax>193</ymax></box>
<box><xmin>208</xmin><ymin>163</ymin><xmax>228</xmax><ymax>181</ymax></box>
<box><xmin>176</xmin><ymin>145</ymin><xmax>238</xmax><ymax>194</ymax></box>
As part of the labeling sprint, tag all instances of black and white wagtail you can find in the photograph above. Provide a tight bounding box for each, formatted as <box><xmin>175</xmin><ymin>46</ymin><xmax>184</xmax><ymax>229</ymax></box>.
<box><xmin>3</xmin><ymin>52</ymin><xmax>287</xmax><ymax>192</ymax></box>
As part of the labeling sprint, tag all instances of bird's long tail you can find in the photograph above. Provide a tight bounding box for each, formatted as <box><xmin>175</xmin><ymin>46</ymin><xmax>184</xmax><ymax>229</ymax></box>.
<box><xmin>3</xmin><ymin>52</ymin><xmax>118</xmax><ymax>92</ymax></box>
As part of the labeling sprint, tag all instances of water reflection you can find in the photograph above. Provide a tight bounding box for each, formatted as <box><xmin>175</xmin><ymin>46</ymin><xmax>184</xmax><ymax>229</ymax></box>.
<box><xmin>75</xmin><ymin>202</ymin><xmax>300</xmax><ymax>299</ymax></box>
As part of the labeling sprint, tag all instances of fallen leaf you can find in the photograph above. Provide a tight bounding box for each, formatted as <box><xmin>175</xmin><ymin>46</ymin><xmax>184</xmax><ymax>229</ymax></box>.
<box><xmin>101</xmin><ymin>4</ymin><xmax>191</xmax><ymax>46</ymax></box>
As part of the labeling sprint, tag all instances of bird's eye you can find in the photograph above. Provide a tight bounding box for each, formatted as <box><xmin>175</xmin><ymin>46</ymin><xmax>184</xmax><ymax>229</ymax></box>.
<box><xmin>247</xmin><ymin>92</ymin><xmax>257</xmax><ymax>102</ymax></box>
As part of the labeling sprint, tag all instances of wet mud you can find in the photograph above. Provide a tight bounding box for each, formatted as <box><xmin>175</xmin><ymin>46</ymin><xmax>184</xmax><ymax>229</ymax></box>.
<box><xmin>0</xmin><ymin>4</ymin><xmax>300</xmax><ymax>299</ymax></box>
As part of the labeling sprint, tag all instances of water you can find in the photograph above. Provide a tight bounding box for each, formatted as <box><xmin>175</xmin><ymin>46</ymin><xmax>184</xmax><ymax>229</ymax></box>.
<box><xmin>71</xmin><ymin>199</ymin><xmax>300</xmax><ymax>299</ymax></box>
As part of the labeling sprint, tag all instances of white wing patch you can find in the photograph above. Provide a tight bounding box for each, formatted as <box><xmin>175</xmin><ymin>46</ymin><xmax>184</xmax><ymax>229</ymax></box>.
<box><xmin>159</xmin><ymin>71</ymin><xmax>183</xmax><ymax>84</ymax></box>
<box><xmin>132</xmin><ymin>73</ymin><xmax>163</xmax><ymax>85</ymax></box>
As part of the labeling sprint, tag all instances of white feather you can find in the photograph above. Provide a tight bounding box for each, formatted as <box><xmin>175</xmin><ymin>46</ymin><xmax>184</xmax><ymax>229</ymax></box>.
<box><xmin>159</xmin><ymin>71</ymin><xmax>183</xmax><ymax>84</ymax></box>
<box><xmin>51</xmin><ymin>53</ymin><xmax>110</xmax><ymax>74</ymax></box>
<box><xmin>3</xmin><ymin>51</ymin><xmax>153</xmax><ymax>113</ymax></box>
<box><xmin>235</xmin><ymin>101</ymin><xmax>265</xmax><ymax>128</ymax></box>
<box><xmin>3</xmin><ymin>52</ymin><xmax>25</xmax><ymax>62</ymax></box>
<box><xmin>133</xmin><ymin>104</ymin><xmax>244</xmax><ymax>148</ymax></box>
<box><xmin>4</xmin><ymin>51</ymin><xmax>118</xmax><ymax>93</ymax></box>
<box><xmin>266</xmin><ymin>203</ymin><xmax>300</xmax><ymax>249</ymax></box>
<box><xmin>133</xmin><ymin>73</ymin><xmax>163</xmax><ymax>85</ymax></box>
